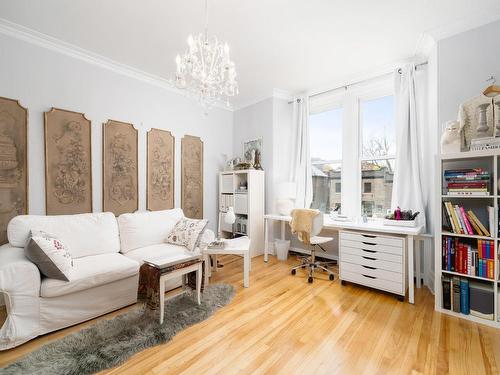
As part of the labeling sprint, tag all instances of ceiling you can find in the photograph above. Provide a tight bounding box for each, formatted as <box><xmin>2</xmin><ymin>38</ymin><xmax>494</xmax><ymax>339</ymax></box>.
<box><xmin>1</xmin><ymin>0</ymin><xmax>500</xmax><ymax>109</ymax></box>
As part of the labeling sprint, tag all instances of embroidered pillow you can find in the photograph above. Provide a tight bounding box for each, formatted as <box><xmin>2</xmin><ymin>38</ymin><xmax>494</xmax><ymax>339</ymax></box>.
<box><xmin>166</xmin><ymin>218</ymin><xmax>208</xmax><ymax>252</ymax></box>
<box><xmin>24</xmin><ymin>230</ymin><xmax>73</xmax><ymax>281</ymax></box>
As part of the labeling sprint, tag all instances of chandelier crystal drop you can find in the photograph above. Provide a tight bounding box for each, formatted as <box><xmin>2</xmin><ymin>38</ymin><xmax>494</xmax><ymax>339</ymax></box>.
<box><xmin>174</xmin><ymin>0</ymin><xmax>238</xmax><ymax>109</ymax></box>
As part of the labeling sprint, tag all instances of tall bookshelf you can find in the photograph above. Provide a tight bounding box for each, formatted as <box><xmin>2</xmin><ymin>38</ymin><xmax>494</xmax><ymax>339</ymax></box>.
<box><xmin>435</xmin><ymin>150</ymin><xmax>500</xmax><ymax>328</ymax></box>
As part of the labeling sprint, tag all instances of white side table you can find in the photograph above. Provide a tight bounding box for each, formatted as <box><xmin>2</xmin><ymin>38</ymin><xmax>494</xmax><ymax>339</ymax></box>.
<box><xmin>204</xmin><ymin>236</ymin><xmax>251</xmax><ymax>288</ymax></box>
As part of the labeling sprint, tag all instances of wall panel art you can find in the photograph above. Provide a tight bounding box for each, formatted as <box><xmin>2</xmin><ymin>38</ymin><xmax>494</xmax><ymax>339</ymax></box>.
<box><xmin>44</xmin><ymin>108</ymin><xmax>92</xmax><ymax>215</ymax></box>
<box><xmin>103</xmin><ymin>120</ymin><xmax>138</xmax><ymax>216</ymax></box>
<box><xmin>147</xmin><ymin>128</ymin><xmax>174</xmax><ymax>211</ymax></box>
<box><xmin>181</xmin><ymin>135</ymin><xmax>203</xmax><ymax>219</ymax></box>
<box><xmin>0</xmin><ymin>97</ymin><xmax>28</xmax><ymax>244</ymax></box>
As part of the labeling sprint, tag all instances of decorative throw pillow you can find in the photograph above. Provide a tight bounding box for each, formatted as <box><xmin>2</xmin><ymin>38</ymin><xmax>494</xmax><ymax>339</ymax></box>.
<box><xmin>166</xmin><ymin>218</ymin><xmax>208</xmax><ymax>252</ymax></box>
<box><xmin>24</xmin><ymin>230</ymin><xmax>73</xmax><ymax>281</ymax></box>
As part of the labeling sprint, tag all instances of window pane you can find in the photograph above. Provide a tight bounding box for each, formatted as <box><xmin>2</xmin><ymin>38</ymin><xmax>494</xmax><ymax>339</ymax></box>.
<box><xmin>361</xmin><ymin>159</ymin><xmax>395</xmax><ymax>218</ymax></box>
<box><xmin>309</xmin><ymin>108</ymin><xmax>342</xmax><ymax>213</ymax></box>
<box><xmin>361</xmin><ymin>96</ymin><xmax>395</xmax><ymax>158</ymax></box>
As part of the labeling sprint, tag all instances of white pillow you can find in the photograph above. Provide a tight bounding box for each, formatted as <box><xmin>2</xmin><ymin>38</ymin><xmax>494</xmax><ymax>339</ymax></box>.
<box><xmin>166</xmin><ymin>218</ymin><xmax>208</xmax><ymax>252</ymax></box>
<box><xmin>24</xmin><ymin>230</ymin><xmax>73</xmax><ymax>281</ymax></box>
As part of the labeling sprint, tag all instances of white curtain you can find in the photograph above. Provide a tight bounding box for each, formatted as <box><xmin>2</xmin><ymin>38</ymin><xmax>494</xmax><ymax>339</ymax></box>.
<box><xmin>290</xmin><ymin>97</ymin><xmax>313</xmax><ymax>209</ymax></box>
<box><xmin>392</xmin><ymin>64</ymin><xmax>427</xmax><ymax>230</ymax></box>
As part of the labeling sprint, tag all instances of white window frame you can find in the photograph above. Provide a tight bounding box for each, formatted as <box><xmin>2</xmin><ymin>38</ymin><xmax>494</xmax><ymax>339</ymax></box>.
<box><xmin>309</xmin><ymin>74</ymin><xmax>395</xmax><ymax>217</ymax></box>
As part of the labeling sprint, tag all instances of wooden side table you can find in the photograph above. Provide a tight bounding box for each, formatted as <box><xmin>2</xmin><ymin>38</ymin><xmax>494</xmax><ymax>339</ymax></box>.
<box><xmin>138</xmin><ymin>255</ymin><xmax>203</xmax><ymax>324</ymax></box>
<box><xmin>204</xmin><ymin>236</ymin><xmax>251</xmax><ymax>288</ymax></box>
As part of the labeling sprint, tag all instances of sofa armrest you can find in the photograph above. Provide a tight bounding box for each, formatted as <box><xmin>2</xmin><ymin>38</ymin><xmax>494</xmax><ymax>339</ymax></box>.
<box><xmin>0</xmin><ymin>244</ymin><xmax>41</xmax><ymax>295</ymax></box>
<box><xmin>198</xmin><ymin>229</ymin><xmax>216</xmax><ymax>251</ymax></box>
<box><xmin>0</xmin><ymin>243</ymin><xmax>41</xmax><ymax>350</ymax></box>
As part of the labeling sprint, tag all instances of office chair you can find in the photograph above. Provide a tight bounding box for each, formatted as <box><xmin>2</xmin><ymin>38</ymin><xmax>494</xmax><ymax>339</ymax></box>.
<box><xmin>290</xmin><ymin>210</ymin><xmax>336</xmax><ymax>283</ymax></box>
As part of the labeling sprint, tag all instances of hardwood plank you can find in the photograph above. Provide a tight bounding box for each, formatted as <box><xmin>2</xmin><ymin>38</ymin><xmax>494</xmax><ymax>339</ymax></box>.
<box><xmin>0</xmin><ymin>255</ymin><xmax>499</xmax><ymax>375</ymax></box>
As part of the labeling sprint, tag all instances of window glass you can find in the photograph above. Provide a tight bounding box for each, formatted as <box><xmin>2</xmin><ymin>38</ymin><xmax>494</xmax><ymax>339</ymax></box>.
<box><xmin>310</xmin><ymin>108</ymin><xmax>343</xmax><ymax>213</ymax></box>
<box><xmin>360</xmin><ymin>95</ymin><xmax>395</xmax><ymax>218</ymax></box>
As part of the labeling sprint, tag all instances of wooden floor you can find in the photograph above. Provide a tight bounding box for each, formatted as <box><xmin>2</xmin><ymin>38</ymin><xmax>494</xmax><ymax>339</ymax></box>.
<box><xmin>1</xmin><ymin>255</ymin><xmax>500</xmax><ymax>374</ymax></box>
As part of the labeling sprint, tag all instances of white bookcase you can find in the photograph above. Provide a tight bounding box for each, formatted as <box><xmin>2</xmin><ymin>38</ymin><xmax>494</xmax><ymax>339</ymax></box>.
<box><xmin>435</xmin><ymin>150</ymin><xmax>500</xmax><ymax>328</ymax></box>
<box><xmin>219</xmin><ymin>170</ymin><xmax>265</xmax><ymax>258</ymax></box>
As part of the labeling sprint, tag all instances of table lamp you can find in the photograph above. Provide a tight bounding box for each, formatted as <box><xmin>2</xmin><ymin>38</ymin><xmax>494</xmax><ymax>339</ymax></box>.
<box><xmin>276</xmin><ymin>182</ymin><xmax>296</xmax><ymax>215</ymax></box>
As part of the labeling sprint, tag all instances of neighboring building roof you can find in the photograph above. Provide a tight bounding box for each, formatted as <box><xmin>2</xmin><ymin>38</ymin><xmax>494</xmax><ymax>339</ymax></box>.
<box><xmin>312</xmin><ymin>165</ymin><xmax>327</xmax><ymax>177</ymax></box>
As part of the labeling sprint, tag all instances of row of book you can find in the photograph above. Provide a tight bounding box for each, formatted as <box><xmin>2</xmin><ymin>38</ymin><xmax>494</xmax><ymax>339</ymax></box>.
<box><xmin>442</xmin><ymin>276</ymin><xmax>470</xmax><ymax>314</ymax></box>
<box><xmin>441</xmin><ymin>237</ymin><xmax>495</xmax><ymax>279</ymax></box>
<box><xmin>442</xmin><ymin>202</ymin><xmax>493</xmax><ymax>236</ymax></box>
<box><xmin>442</xmin><ymin>276</ymin><xmax>495</xmax><ymax>320</ymax></box>
<box><xmin>444</xmin><ymin>168</ymin><xmax>490</xmax><ymax>196</ymax></box>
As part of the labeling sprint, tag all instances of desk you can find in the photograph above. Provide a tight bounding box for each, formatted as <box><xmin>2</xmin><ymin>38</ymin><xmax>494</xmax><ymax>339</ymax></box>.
<box><xmin>263</xmin><ymin>214</ymin><xmax>425</xmax><ymax>304</ymax></box>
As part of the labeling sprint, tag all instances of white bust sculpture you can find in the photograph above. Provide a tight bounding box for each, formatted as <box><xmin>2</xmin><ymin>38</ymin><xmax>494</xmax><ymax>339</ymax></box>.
<box><xmin>440</xmin><ymin>120</ymin><xmax>461</xmax><ymax>154</ymax></box>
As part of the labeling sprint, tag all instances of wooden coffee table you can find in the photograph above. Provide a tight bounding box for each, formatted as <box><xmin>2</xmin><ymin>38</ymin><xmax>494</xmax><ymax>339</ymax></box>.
<box><xmin>139</xmin><ymin>254</ymin><xmax>203</xmax><ymax>324</ymax></box>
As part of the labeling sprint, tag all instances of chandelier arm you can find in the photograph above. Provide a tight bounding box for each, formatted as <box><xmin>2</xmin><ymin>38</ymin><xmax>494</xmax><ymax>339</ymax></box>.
<box><xmin>204</xmin><ymin>0</ymin><xmax>209</xmax><ymax>40</ymax></box>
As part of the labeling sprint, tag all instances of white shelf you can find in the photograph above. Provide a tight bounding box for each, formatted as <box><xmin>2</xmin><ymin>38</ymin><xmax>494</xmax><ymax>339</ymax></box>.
<box><xmin>436</xmin><ymin>149</ymin><xmax>499</xmax><ymax>328</ymax></box>
<box><xmin>441</xmin><ymin>270</ymin><xmax>494</xmax><ymax>282</ymax></box>
<box><xmin>441</xmin><ymin>231</ymin><xmax>495</xmax><ymax>240</ymax></box>
<box><xmin>442</xmin><ymin>194</ymin><xmax>496</xmax><ymax>199</ymax></box>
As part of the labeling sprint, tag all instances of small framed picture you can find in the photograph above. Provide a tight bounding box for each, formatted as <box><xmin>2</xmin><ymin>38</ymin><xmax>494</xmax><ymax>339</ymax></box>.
<box><xmin>243</xmin><ymin>138</ymin><xmax>263</xmax><ymax>165</ymax></box>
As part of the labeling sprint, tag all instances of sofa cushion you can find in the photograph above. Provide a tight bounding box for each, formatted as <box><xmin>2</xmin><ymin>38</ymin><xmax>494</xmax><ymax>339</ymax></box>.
<box><xmin>166</xmin><ymin>217</ymin><xmax>208</xmax><ymax>252</ymax></box>
<box><xmin>117</xmin><ymin>208</ymin><xmax>184</xmax><ymax>253</ymax></box>
<box><xmin>124</xmin><ymin>243</ymin><xmax>194</xmax><ymax>265</ymax></box>
<box><xmin>40</xmin><ymin>253</ymin><xmax>139</xmax><ymax>298</ymax></box>
<box><xmin>25</xmin><ymin>230</ymin><xmax>74</xmax><ymax>281</ymax></box>
<box><xmin>8</xmin><ymin>212</ymin><xmax>120</xmax><ymax>258</ymax></box>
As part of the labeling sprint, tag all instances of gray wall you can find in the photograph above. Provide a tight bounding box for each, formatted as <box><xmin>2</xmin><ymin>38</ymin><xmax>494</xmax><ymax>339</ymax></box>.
<box><xmin>438</xmin><ymin>20</ymin><xmax>500</xmax><ymax>128</ymax></box>
<box><xmin>0</xmin><ymin>33</ymin><xmax>234</xmax><ymax>232</ymax></box>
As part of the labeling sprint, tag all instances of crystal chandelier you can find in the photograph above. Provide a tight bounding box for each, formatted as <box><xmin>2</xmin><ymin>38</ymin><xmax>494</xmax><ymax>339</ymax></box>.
<box><xmin>174</xmin><ymin>0</ymin><xmax>238</xmax><ymax>109</ymax></box>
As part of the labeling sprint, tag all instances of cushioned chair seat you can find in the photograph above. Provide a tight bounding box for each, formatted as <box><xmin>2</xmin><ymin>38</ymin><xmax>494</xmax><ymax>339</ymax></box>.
<box><xmin>310</xmin><ymin>236</ymin><xmax>334</xmax><ymax>245</ymax></box>
<box><xmin>124</xmin><ymin>243</ymin><xmax>194</xmax><ymax>265</ymax></box>
<box><xmin>40</xmin><ymin>253</ymin><xmax>139</xmax><ymax>298</ymax></box>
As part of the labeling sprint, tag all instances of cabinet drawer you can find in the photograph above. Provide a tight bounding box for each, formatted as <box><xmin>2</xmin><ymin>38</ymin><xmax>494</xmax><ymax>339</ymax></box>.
<box><xmin>341</xmin><ymin>246</ymin><xmax>402</xmax><ymax>264</ymax></box>
<box><xmin>340</xmin><ymin>261</ymin><xmax>403</xmax><ymax>283</ymax></box>
<box><xmin>341</xmin><ymin>253</ymin><xmax>402</xmax><ymax>273</ymax></box>
<box><xmin>340</xmin><ymin>238</ymin><xmax>403</xmax><ymax>256</ymax></box>
<box><xmin>341</xmin><ymin>270</ymin><xmax>403</xmax><ymax>295</ymax></box>
<box><xmin>340</xmin><ymin>232</ymin><xmax>403</xmax><ymax>248</ymax></box>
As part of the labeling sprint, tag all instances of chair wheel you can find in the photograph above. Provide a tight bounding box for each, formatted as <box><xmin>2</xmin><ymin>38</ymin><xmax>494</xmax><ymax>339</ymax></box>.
<box><xmin>329</xmin><ymin>274</ymin><xmax>334</xmax><ymax>281</ymax></box>
<box><xmin>308</xmin><ymin>276</ymin><xmax>313</xmax><ymax>283</ymax></box>
<box><xmin>291</xmin><ymin>269</ymin><xmax>296</xmax><ymax>275</ymax></box>
<box><xmin>301</xmin><ymin>265</ymin><xmax>305</xmax><ymax>269</ymax></box>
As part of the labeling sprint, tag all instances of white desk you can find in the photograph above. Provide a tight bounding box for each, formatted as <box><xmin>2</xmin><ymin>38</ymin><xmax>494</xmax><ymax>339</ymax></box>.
<box><xmin>263</xmin><ymin>214</ymin><xmax>425</xmax><ymax>304</ymax></box>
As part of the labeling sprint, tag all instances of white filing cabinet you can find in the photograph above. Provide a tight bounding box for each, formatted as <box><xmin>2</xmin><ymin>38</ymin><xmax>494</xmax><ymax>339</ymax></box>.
<box><xmin>339</xmin><ymin>230</ymin><xmax>407</xmax><ymax>300</ymax></box>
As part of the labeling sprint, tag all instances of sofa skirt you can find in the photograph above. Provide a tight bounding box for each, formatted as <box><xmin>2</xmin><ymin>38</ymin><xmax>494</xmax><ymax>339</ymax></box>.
<box><xmin>39</xmin><ymin>274</ymin><xmax>139</xmax><ymax>335</ymax></box>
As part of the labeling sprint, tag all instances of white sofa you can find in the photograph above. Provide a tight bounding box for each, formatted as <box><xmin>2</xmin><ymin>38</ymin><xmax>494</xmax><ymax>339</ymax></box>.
<box><xmin>0</xmin><ymin>208</ymin><xmax>213</xmax><ymax>350</ymax></box>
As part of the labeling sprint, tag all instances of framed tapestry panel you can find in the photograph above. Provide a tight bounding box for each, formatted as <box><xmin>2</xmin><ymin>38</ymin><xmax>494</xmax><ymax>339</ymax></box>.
<box><xmin>0</xmin><ymin>97</ymin><xmax>28</xmax><ymax>244</ymax></box>
<box><xmin>181</xmin><ymin>135</ymin><xmax>203</xmax><ymax>219</ymax></box>
<box><xmin>44</xmin><ymin>108</ymin><xmax>92</xmax><ymax>215</ymax></box>
<box><xmin>147</xmin><ymin>128</ymin><xmax>174</xmax><ymax>211</ymax></box>
<box><xmin>103</xmin><ymin>120</ymin><xmax>138</xmax><ymax>216</ymax></box>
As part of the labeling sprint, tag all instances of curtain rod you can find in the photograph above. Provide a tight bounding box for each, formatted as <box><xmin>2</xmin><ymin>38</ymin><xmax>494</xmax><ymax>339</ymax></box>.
<box><xmin>287</xmin><ymin>61</ymin><xmax>428</xmax><ymax>104</ymax></box>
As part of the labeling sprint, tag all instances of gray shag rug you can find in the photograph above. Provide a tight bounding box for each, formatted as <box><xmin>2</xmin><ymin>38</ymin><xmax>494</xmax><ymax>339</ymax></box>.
<box><xmin>1</xmin><ymin>284</ymin><xmax>234</xmax><ymax>375</ymax></box>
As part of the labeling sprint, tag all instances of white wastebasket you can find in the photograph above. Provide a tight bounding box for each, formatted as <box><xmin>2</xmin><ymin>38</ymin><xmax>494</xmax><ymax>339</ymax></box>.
<box><xmin>274</xmin><ymin>239</ymin><xmax>290</xmax><ymax>261</ymax></box>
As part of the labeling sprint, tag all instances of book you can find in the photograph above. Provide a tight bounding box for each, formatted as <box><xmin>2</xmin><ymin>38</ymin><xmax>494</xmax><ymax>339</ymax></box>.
<box><xmin>459</xmin><ymin>206</ymin><xmax>473</xmax><ymax>235</ymax></box>
<box><xmin>460</xmin><ymin>279</ymin><xmax>470</xmax><ymax>315</ymax></box>
<box><xmin>467</xmin><ymin>210</ymin><xmax>490</xmax><ymax>237</ymax></box>
<box><xmin>442</xmin><ymin>276</ymin><xmax>451</xmax><ymax>310</ymax></box>
<box><xmin>452</xmin><ymin>277</ymin><xmax>461</xmax><ymax>313</ymax></box>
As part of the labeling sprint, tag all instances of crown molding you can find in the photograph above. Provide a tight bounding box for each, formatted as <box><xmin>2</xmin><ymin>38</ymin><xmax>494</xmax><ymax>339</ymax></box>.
<box><xmin>0</xmin><ymin>18</ymin><xmax>232</xmax><ymax>112</ymax></box>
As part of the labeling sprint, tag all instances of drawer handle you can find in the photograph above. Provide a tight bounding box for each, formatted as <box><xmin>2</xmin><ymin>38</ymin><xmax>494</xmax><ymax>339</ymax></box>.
<box><xmin>362</xmin><ymin>265</ymin><xmax>376</xmax><ymax>270</ymax></box>
<box><xmin>362</xmin><ymin>242</ymin><xmax>376</xmax><ymax>246</ymax></box>
<box><xmin>362</xmin><ymin>256</ymin><xmax>376</xmax><ymax>261</ymax></box>
<box><xmin>362</xmin><ymin>234</ymin><xmax>376</xmax><ymax>238</ymax></box>
<box><xmin>362</xmin><ymin>274</ymin><xmax>376</xmax><ymax>279</ymax></box>
<box><xmin>362</xmin><ymin>249</ymin><xmax>376</xmax><ymax>253</ymax></box>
